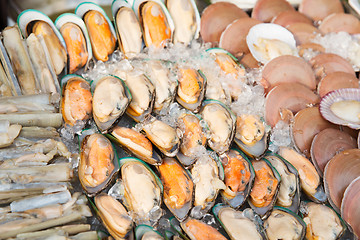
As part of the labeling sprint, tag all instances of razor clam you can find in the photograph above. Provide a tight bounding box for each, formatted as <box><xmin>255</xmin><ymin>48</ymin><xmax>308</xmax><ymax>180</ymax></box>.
<box><xmin>79</xmin><ymin>133</ymin><xmax>119</xmax><ymax>197</ymax></box>
<box><xmin>190</xmin><ymin>154</ymin><xmax>225</xmax><ymax>216</ymax></box>
<box><xmin>176</xmin><ymin>68</ymin><xmax>206</xmax><ymax>113</ymax></box>
<box><xmin>176</xmin><ymin>113</ymin><xmax>206</xmax><ymax>166</ymax></box>
<box><xmin>0</xmin><ymin>112</ymin><xmax>62</xmax><ymax>128</ymax></box>
<box><xmin>166</xmin><ymin>0</ymin><xmax>200</xmax><ymax>44</ymax></box>
<box><xmin>0</xmin><ymin>62</ymin><xmax>12</xmax><ymax>97</ymax></box>
<box><xmin>234</xmin><ymin>114</ymin><xmax>268</xmax><ymax>158</ymax></box>
<box><xmin>92</xmin><ymin>75</ymin><xmax>131</xmax><ymax>133</ymax></box>
<box><xmin>135</xmin><ymin>225</ymin><xmax>164</xmax><ymax>240</ymax></box>
<box><xmin>142</xmin><ymin>117</ymin><xmax>180</xmax><ymax>157</ymax></box>
<box><xmin>61</xmin><ymin>75</ymin><xmax>92</xmax><ymax>127</ymax></box>
<box><xmin>213</xmin><ymin>204</ymin><xmax>264</xmax><ymax>240</ymax></box>
<box><xmin>300</xmin><ymin>202</ymin><xmax>345</xmax><ymax>240</ymax></box>
<box><xmin>0</xmin><ymin>120</ymin><xmax>21</xmax><ymax>148</ymax></box>
<box><xmin>55</xmin><ymin>13</ymin><xmax>92</xmax><ymax>74</ymax></box>
<box><xmin>123</xmin><ymin>70</ymin><xmax>155</xmax><ymax>122</ymax></box>
<box><xmin>17</xmin><ymin>10</ymin><xmax>67</xmax><ymax>76</ymax></box>
<box><xmin>220</xmin><ymin>149</ymin><xmax>255</xmax><ymax>209</ymax></box>
<box><xmin>94</xmin><ymin>193</ymin><xmax>133</xmax><ymax>240</ymax></box>
<box><xmin>264</xmin><ymin>207</ymin><xmax>306</xmax><ymax>240</ymax></box>
<box><xmin>279</xmin><ymin>147</ymin><xmax>327</xmax><ymax>203</ymax></box>
<box><xmin>248</xmin><ymin>159</ymin><xmax>280</xmax><ymax>219</ymax></box>
<box><xmin>75</xmin><ymin>2</ymin><xmax>117</xmax><ymax>62</ymax></box>
<box><xmin>146</xmin><ymin>60</ymin><xmax>177</xmax><ymax>114</ymax></box>
<box><xmin>25</xmin><ymin>33</ymin><xmax>59</xmax><ymax>94</ymax></box>
<box><xmin>2</xmin><ymin>26</ymin><xmax>37</xmax><ymax>95</ymax></box>
<box><xmin>201</xmin><ymin>100</ymin><xmax>236</xmax><ymax>154</ymax></box>
<box><xmin>134</xmin><ymin>0</ymin><xmax>174</xmax><ymax>48</ymax></box>
<box><xmin>112</xmin><ymin>0</ymin><xmax>143</xmax><ymax>58</ymax></box>
<box><xmin>120</xmin><ymin>157</ymin><xmax>163</xmax><ymax>225</ymax></box>
<box><xmin>158</xmin><ymin>157</ymin><xmax>193</xmax><ymax>221</ymax></box>
<box><xmin>109</xmin><ymin>126</ymin><xmax>162</xmax><ymax>165</ymax></box>
<box><xmin>180</xmin><ymin>217</ymin><xmax>227</xmax><ymax>240</ymax></box>
<box><xmin>265</xmin><ymin>152</ymin><xmax>300</xmax><ymax>213</ymax></box>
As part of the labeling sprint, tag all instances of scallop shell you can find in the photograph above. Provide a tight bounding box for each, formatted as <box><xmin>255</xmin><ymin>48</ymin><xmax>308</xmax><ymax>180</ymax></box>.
<box><xmin>246</xmin><ymin>23</ymin><xmax>298</xmax><ymax>64</ymax></box>
<box><xmin>319</xmin><ymin>88</ymin><xmax>360</xmax><ymax>129</ymax></box>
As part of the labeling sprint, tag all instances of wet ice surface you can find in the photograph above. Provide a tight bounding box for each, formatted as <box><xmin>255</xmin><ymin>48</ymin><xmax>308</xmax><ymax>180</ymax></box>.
<box><xmin>268</xmin><ymin>121</ymin><xmax>293</xmax><ymax>153</ymax></box>
<box><xmin>311</xmin><ymin>32</ymin><xmax>360</xmax><ymax>71</ymax></box>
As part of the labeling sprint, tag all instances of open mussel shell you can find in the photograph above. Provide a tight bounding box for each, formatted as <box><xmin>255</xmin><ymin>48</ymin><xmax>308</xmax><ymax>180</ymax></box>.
<box><xmin>55</xmin><ymin>13</ymin><xmax>93</xmax><ymax>73</ymax></box>
<box><xmin>108</xmin><ymin>126</ymin><xmax>162</xmax><ymax>165</ymax></box>
<box><xmin>234</xmin><ymin>114</ymin><xmax>268</xmax><ymax>158</ymax></box>
<box><xmin>206</xmin><ymin>48</ymin><xmax>245</xmax><ymax>77</ymax></box>
<box><xmin>265</xmin><ymin>206</ymin><xmax>306</xmax><ymax>240</ymax></box>
<box><xmin>341</xmin><ymin>176</ymin><xmax>360</xmax><ymax>238</ymax></box>
<box><xmin>157</xmin><ymin>157</ymin><xmax>193</xmax><ymax>222</ymax></box>
<box><xmin>201</xmin><ymin>99</ymin><xmax>236</xmax><ymax>154</ymax></box>
<box><xmin>324</xmin><ymin>148</ymin><xmax>360</xmax><ymax>213</ymax></box>
<box><xmin>166</xmin><ymin>0</ymin><xmax>200</xmax><ymax>45</ymax></box>
<box><xmin>60</xmin><ymin>74</ymin><xmax>92</xmax><ymax>127</ymax></box>
<box><xmin>119</xmin><ymin>157</ymin><xmax>163</xmax><ymax>225</ymax></box>
<box><xmin>320</xmin><ymin>88</ymin><xmax>360</xmax><ymax>129</ymax></box>
<box><xmin>212</xmin><ymin>204</ymin><xmax>265</xmax><ymax>240</ymax></box>
<box><xmin>264</xmin><ymin>152</ymin><xmax>301</xmax><ymax>213</ymax></box>
<box><xmin>112</xmin><ymin>0</ymin><xmax>143</xmax><ymax>57</ymax></box>
<box><xmin>291</xmin><ymin>106</ymin><xmax>338</xmax><ymax>158</ymax></box>
<box><xmin>125</xmin><ymin>71</ymin><xmax>155</xmax><ymax>123</ymax></box>
<box><xmin>135</xmin><ymin>224</ymin><xmax>164</xmax><ymax>240</ymax></box>
<box><xmin>200</xmin><ymin>2</ymin><xmax>249</xmax><ymax>46</ymax></box>
<box><xmin>310</xmin><ymin>128</ymin><xmax>357</xmax><ymax>177</ymax></box>
<box><xmin>133</xmin><ymin>0</ymin><xmax>175</xmax><ymax>48</ymax></box>
<box><xmin>190</xmin><ymin>153</ymin><xmax>226</xmax><ymax>216</ymax></box>
<box><xmin>75</xmin><ymin>2</ymin><xmax>117</xmax><ymax>62</ymax></box>
<box><xmin>279</xmin><ymin>147</ymin><xmax>327</xmax><ymax>203</ymax></box>
<box><xmin>246</xmin><ymin>23</ymin><xmax>298</xmax><ymax>64</ymax></box>
<box><xmin>248</xmin><ymin>158</ymin><xmax>281</xmax><ymax>219</ymax></box>
<box><xmin>265</xmin><ymin>83</ymin><xmax>320</xmax><ymax>127</ymax></box>
<box><xmin>176</xmin><ymin>68</ymin><xmax>206</xmax><ymax>113</ymax></box>
<box><xmin>180</xmin><ymin>217</ymin><xmax>227</xmax><ymax>240</ymax></box>
<box><xmin>176</xmin><ymin>113</ymin><xmax>206</xmax><ymax>166</ymax></box>
<box><xmin>17</xmin><ymin>9</ymin><xmax>67</xmax><ymax>76</ymax></box>
<box><xmin>300</xmin><ymin>201</ymin><xmax>346</xmax><ymax>240</ymax></box>
<box><xmin>219</xmin><ymin>149</ymin><xmax>255</xmax><ymax>209</ymax></box>
<box><xmin>79</xmin><ymin>133</ymin><xmax>119</xmax><ymax>197</ymax></box>
<box><xmin>93</xmin><ymin>193</ymin><xmax>133</xmax><ymax>239</ymax></box>
<box><xmin>142</xmin><ymin>117</ymin><xmax>180</xmax><ymax>157</ymax></box>
<box><xmin>261</xmin><ymin>55</ymin><xmax>316</xmax><ymax>94</ymax></box>
<box><xmin>92</xmin><ymin>75</ymin><xmax>132</xmax><ymax>133</ymax></box>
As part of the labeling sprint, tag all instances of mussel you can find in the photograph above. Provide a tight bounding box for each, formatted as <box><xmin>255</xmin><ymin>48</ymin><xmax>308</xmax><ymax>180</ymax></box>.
<box><xmin>180</xmin><ymin>217</ymin><xmax>227</xmax><ymax>240</ymax></box>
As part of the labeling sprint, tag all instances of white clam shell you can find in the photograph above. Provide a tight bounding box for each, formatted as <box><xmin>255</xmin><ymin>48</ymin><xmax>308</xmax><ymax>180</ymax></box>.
<box><xmin>319</xmin><ymin>88</ymin><xmax>360</xmax><ymax>129</ymax></box>
<box><xmin>246</xmin><ymin>23</ymin><xmax>298</xmax><ymax>64</ymax></box>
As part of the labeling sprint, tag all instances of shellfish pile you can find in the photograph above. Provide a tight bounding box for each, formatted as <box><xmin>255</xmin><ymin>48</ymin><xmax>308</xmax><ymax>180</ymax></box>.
<box><xmin>0</xmin><ymin>0</ymin><xmax>360</xmax><ymax>239</ymax></box>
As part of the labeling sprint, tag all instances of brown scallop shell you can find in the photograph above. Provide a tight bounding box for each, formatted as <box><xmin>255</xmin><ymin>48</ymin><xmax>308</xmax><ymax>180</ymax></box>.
<box><xmin>219</xmin><ymin>18</ymin><xmax>262</xmax><ymax>58</ymax></box>
<box><xmin>239</xmin><ymin>53</ymin><xmax>260</xmax><ymax>69</ymax></box>
<box><xmin>299</xmin><ymin>0</ymin><xmax>344</xmax><ymax>22</ymax></box>
<box><xmin>341</xmin><ymin>176</ymin><xmax>360</xmax><ymax>238</ymax></box>
<box><xmin>318</xmin><ymin>13</ymin><xmax>360</xmax><ymax>34</ymax></box>
<box><xmin>265</xmin><ymin>83</ymin><xmax>320</xmax><ymax>127</ymax></box>
<box><xmin>251</xmin><ymin>0</ymin><xmax>295</xmax><ymax>23</ymax></box>
<box><xmin>298</xmin><ymin>43</ymin><xmax>325</xmax><ymax>58</ymax></box>
<box><xmin>272</xmin><ymin>10</ymin><xmax>313</xmax><ymax>27</ymax></box>
<box><xmin>261</xmin><ymin>55</ymin><xmax>316</xmax><ymax>94</ymax></box>
<box><xmin>286</xmin><ymin>23</ymin><xmax>322</xmax><ymax>45</ymax></box>
<box><xmin>311</xmin><ymin>128</ymin><xmax>357</xmax><ymax>176</ymax></box>
<box><xmin>324</xmin><ymin>148</ymin><xmax>360</xmax><ymax>213</ymax></box>
<box><xmin>317</xmin><ymin>72</ymin><xmax>359</xmax><ymax>98</ymax></box>
<box><xmin>310</xmin><ymin>53</ymin><xmax>356</xmax><ymax>81</ymax></box>
<box><xmin>200</xmin><ymin>2</ymin><xmax>248</xmax><ymax>46</ymax></box>
<box><xmin>292</xmin><ymin>107</ymin><xmax>338</xmax><ymax>158</ymax></box>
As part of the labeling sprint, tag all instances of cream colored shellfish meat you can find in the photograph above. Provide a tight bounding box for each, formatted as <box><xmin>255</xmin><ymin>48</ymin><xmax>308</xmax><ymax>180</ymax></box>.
<box><xmin>330</xmin><ymin>100</ymin><xmax>360</xmax><ymax>123</ymax></box>
<box><xmin>142</xmin><ymin>231</ymin><xmax>164</xmax><ymax>240</ymax></box>
<box><xmin>266</xmin><ymin>156</ymin><xmax>297</xmax><ymax>207</ymax></box>
<box><xmin>303</xmin><ymin>203</ymin><xmax>343</xmax><ymax>240</ymax></box>
<box><xmin>264</xmin><ymin>209</ymin><xmax>303</xmax><ymax>240</ymax></box>
<box><xmin>122</xmin><ymin>162</ymin><xmax>161</xmax><ymax>223</ymax></box>
<box><xmin>191</xmin><ymin>156</ymin><xmax>225</xmax><ymax>208</ymax></box>
<box><xmin>218</xmin><ymin>207</ymin><xmax>262</xmax><ymax>240</ymax></box>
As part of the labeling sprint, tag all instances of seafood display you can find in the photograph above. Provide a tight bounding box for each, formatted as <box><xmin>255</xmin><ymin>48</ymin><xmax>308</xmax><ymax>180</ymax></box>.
<box><xmin>0</xmin><ymin>0</ymin><xmax>360</xmax><ymax>239</ymax></box>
